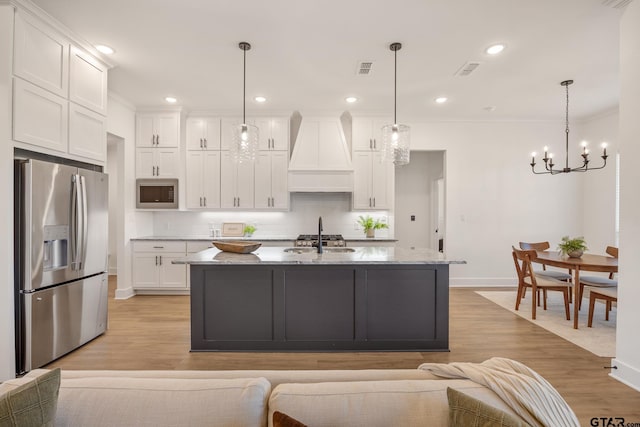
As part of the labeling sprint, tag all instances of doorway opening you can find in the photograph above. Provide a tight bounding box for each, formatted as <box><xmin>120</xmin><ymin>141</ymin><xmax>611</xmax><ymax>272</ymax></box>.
<box><xmin>394</xmin><ymin>151</ymin><xmax>446</xmax><ymax>251</ymax></box>
<box><xmin>106</xmin><ymin>133</ymin><xmax>124</xmax><ymax>285</ymax></box>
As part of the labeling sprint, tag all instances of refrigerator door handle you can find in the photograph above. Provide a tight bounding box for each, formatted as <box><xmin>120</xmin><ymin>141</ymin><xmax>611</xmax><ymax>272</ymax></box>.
<box><xmin>70</xmin><ymin>174</ymin><xmax>82</xmax><ymax>270</ymax></box>
<box><xmin>79</xmin><ymin>175</ymin><xmax>88</xmax><ymax>271</ymax></box>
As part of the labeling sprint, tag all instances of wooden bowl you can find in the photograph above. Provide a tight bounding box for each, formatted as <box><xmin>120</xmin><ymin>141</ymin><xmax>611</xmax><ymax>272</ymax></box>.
<box><xmin>212</xmin><ymin>241</ymin><xmax>261</xmax><ymax>254</ymax></box>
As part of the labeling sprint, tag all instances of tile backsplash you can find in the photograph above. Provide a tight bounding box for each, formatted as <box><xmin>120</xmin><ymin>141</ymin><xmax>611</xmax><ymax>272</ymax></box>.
<box><xmin>152</xmin><ymin>193</ymin><xmax>392</xmax><ymax>239</ymax></box>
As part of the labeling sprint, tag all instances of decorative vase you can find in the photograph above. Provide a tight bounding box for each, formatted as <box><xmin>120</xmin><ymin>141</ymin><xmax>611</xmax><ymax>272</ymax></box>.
<box><xmin>366</xmin><ymin>229</ymin><xmax>375</xmax><ymax>238</ymax></box>
<box><xmin>567</xmin><ymin>249</ymin><xmax>583</xmax><ymax>258</ymax></box>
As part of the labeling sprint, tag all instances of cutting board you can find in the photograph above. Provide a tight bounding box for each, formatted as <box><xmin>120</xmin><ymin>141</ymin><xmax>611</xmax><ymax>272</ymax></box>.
<box><xmin>222</xmin><ymin>222</ymin><xmax>245</xmax><ymax>237</ymax></box>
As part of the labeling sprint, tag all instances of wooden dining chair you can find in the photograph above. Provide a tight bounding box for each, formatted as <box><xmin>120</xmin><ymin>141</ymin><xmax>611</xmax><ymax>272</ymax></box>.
<box><xmin>512</xmin><ymin>247</ymin><xmax>572</xmax><ymax>320</ymax></box>
<box><xmin>587</xmin><ymin>287</ymin><xmax>617</xmax><ymax>327</ymax></box>
<box><xmin>519</xmin><ymin>241</ymin><xmax>573</xmax><ymax>305</ymax></box>
<box><xmin>579</xmin><ymin>246</ymin><xmax>618</xmax><ymax>310</ymax></box>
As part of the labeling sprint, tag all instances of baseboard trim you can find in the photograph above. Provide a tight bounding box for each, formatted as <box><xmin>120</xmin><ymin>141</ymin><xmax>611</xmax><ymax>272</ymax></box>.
<box><xmin>114</xmin><ymin>286</ymin><xmax>135</xmax><ymax>300</ymax></box>
<box><xmin>450</xmin><ymin>277</ymin><xmax>516</xmax><ymax>287</ymax></box>
<box><xmin>609</xmin><ymin>358</ymin><xmax>640</xmax><ymax>392</ymax></box>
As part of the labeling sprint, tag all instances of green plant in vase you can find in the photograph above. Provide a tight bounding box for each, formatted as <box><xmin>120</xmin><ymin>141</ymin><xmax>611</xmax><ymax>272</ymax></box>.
<box><xmin>557</xmin><ymin>236</ymin><xmax>588</xmax><ymax>258</ymax></box>
<box><xmin>243</xmin><ymin>225</ymin><xmax>256</xmax><ymax>238</ymax></box>
<box><xmin>357</xmin><ymin>215</ymin><xmax>388</xmax><ymax>238</ymax></box>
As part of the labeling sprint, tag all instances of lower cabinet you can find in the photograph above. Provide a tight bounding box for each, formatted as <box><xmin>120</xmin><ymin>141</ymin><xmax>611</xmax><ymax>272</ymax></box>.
<box><xmin>132</xmin><ymin>241</ymin><xmax>187</xmax><ymax>291</ymax></box>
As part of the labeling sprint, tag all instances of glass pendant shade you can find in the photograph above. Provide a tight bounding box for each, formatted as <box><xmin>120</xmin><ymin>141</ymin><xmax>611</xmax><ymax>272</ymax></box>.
<box><xmin>381</xmin><ymin>123</ymin><xmax>410</xmax><ymax>166</ymax></box>
<box><xmin>230</xmin><ymin>123</ymin><xmax>259</xmax><ymax>162</ymax></box>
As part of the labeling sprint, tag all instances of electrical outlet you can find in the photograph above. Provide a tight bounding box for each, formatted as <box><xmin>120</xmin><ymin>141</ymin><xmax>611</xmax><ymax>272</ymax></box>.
<box><xmin>354</xmin><ymin>221</ymin><xmax>360</xmax><ymax>230</ymax></box>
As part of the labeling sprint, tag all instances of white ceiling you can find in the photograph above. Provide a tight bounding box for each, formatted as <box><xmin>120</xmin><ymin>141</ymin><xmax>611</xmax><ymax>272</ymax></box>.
<box><xmin>31</xmin><ymin>0</ymin><xmax>624</xmax><ymax>120</ymax></box>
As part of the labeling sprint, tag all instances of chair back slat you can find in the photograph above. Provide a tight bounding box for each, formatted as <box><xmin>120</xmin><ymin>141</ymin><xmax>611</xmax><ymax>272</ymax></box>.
<box><xmin>519</xmin><ymin>241</ymin><xmax>550</xmax><ymax>251</ymax></box>
<box><xmin>606</xmin><ymin>246</ymin><xmax>618</xmax><ymax>258</ymax></box>
<box><xmin>512</xmin><ymin>246</ymin><xmax>539</xmax><ymax>286</ymax></box>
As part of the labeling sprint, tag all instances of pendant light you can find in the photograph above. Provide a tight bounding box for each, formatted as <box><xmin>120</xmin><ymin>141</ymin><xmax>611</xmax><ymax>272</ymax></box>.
<box><xmin>530</xmin><ymin>80</ymin><xmax>608</xmax><ymax>174</ymax></box>
<box><xmin>381</xmin><ymin>42</ymin><xmax>410</xmax><ymax>166</ymax></box>
<box><xmin>230</xmin><ymin>42</ymin><xmax>259</xmax><ymax>163</ymax></box>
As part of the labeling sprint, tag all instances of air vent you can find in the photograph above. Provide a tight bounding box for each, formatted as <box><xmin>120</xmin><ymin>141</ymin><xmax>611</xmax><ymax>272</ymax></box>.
<box><xmin>455</xmin><ymin>61</ymin><xmax>481</xmax><ymax>77</ymax></box>
<box><xmin>601</xmin><ymin>0</ymin><xmax>633</xmax><ymax>9</ymax></box>
<box><xmin>356</xmin><ymin>61</ymin><xmax>374</xmax><ymax>76</ymax></box>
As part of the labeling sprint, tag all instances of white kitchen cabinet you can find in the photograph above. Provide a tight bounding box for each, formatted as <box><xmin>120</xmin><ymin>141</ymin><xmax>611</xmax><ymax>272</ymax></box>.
<box><xmin>69</xmin><ymin>46</ymin><xmax>108</xmax><ymax>115</ymax></box>
<box><xmin>13</xmin><ymin>78</ymin><xmax>68</xmax><ymax>153</ymax></box>
<box><xmin>186</xmin><ymin>151</ymin><xmax>221</xmax><ymax>209</ymax></box>
<box><xmin>352</xmin><ymin>117</ymin><xmax>390</xmax><ymax>151</ymax></box>
<box><xmin>132</xmin><ymin>241</ymin><xmax>186</xmax><ymax>290</ymax></box>
<box><xmin>353</xmin><ymin>151</ymin><xmax>393</xmax><ymax>210</ymax></box>
<box><xmin>136</xmin><ymin>113</ymin><xmax>180</xmax><ymax>147</ymax></box>
<box><xmin>68</xmin><ymin>102</ymin><xmax>107</xmax><ymax>162</ymax></box>
<box><xmin>220</xmin><ymin>151</ymin><xmax>254</xmax><ymax>209</ymax></box>
<box><xmin>136</xmin><ymin>147</ymin><xmax>180</xmax><ymax>178</ymax></box>
<box><xmin>13</xmin><ymin>11</ymin><xmax>69</xmax><ymax>98</ymax></box>
<box><xmin>254</xmin><ymin>151</ymin><xmax>289</xmax><ymax>209</ymax></box>
<box><xmin>186</xmin><ymin>117</ymin><xmax>221</xmax><ymax>150</ymax></box>
<box><xmin>255</xmin><ymin>117</ymin><xmax>289</xmax><ymax>151</ymax></box>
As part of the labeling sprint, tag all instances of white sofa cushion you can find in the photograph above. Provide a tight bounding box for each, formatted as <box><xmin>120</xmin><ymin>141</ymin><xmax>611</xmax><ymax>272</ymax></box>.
<box><xmin>268</xmin><ymin>379</ymin><xmax>519</xmax><ymax>427</ymax></box>
<box><xmin>56</xmin><ymin>376</ymin><xmax>271</xmax><ymax>427</ymax></box>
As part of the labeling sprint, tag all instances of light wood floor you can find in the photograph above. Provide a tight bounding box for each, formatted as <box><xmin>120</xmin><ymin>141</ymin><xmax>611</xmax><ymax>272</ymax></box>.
<box><xmin>46</xmin><ymin>276</ymin><xmax>640</xmax><ymax>425</ymax></box>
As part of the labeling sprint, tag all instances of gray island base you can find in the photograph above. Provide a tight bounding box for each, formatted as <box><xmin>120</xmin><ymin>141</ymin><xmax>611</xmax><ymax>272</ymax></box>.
<box><xmin>175</xmin><ymin>247</ymin><xmax>465</xmax><ymax>352</ymax></box>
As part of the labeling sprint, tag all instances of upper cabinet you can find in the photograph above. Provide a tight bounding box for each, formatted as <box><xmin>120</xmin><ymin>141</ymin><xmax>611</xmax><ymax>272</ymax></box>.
<box><xmin>220</xmin><ymin>117</ymin><xmax>247</xmax><ymax>150</ymax></box>
<box><xmin>13</xmin><ymin>12</ymin><xmax>69</xmax><ymax>98</ymax></box>
<box><xmin>352</xmin><ymin>117</ymin><xmax>390</xmax><ymax>152</ymax></box>
<box><xmin>136</xmin><ymin>113</ymin><xmax>180</xmax><ymax>148</ymax></box>
<box><xmin>68</xmin><ymin>103</ymin><xmax>107</xmax><ymax>161</ymax></box>
<box><xmin>69</xmin><ymin>46</ymin><xmax>108</xmax><ymax>115</ymax></box>
<box><xmin>186</xmin><ymin>117</ymin><xmax>221</xmax><ymax>150</ymax></box>
<box><xmin>255</xmin><ymin>117</ymin><xmax>289</xmax><ymax>151</ymax></box>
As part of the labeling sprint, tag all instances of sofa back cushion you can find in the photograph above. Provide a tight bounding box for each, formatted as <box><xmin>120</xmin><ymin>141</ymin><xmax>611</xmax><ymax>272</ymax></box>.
<box><xmin>268</xmin><ymin>379</ymin><xmax>519</xmax><ymax>427</ymax></box>
<box><xmin>56</xmin><ymin>376</ymin><xmax>271</xmax><ymax>427</ymax></box>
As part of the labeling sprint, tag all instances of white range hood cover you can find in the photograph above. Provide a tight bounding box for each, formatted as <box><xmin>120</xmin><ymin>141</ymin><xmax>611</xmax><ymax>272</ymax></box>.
<box><xmin>288</xmin><ymin>114</ymin><xmax>353</xmax><ymax>192</ymax></box>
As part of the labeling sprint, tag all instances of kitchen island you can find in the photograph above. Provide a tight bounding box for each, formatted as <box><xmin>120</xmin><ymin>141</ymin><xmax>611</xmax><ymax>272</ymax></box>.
<box><xmin>175</xmin><ymin>246</ymin><xmax>464</xmax><ymax>352</ymax></box>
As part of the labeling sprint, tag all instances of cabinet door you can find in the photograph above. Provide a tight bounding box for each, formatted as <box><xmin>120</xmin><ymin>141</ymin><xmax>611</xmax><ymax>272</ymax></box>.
<box><xmin>69</xmin><ymin>46</ymin><xmax>108</xmax><ymax>115</ymax></box>
<box><xmin>220</xmin><ymin>117</ymin><xmax>244</xmax><ymax>150</ymax></box>
<box><xmin>155</xmin><ymin>114</ymin><xmax>179</xmax><ymax>147</ymax></box>
<box><xmin>158</xmin><ymin>254</ymin><xmax>186</xmax><ymax>288</ymax></box>
<box><xmin>203</xmin><ymin>117</ymin><xmax>221</xmax><ymax>150</ymax></box>
<box><xmin>185</xmin><ymin>151</ymin><xmax>205</xmax><ymax>208</ymax></box>
<box><xmin>254</xmin><ymin>152</ymin><xmax>271</xmax><ymax>208</ymax></box>
<box><xmin>136</xmin><ymin>115</ymin><xmax>156</xmax><ymax>147</ymax></box>
<box><xmin>135</xmin><ymin>148</ymin><xmax>156</xmax><ymax>178</ymax></box>
<box><xmin>132</xmin><ymin>253</ymin><xmax>160</xmax><ymax>288</ymax></box>
<box><xmin>203</xmin><ymin>151</ymin><xmax>221</xmax><ymax>208</ymax></box>
<box><xmin>155</xmin><ymin>148</ymin><xmax>180</xmax><ymax>177</ymax></box>
<box><xmin>186</xmin><ymin>118</ymin><xmax>205</xmax><ymax>150</ymax></box>
<box><xmin>235</xmin><ymin>159</ymin><xmax>255</xmax><ymax>209</ymax></box>
<box><xmin>220</xmin><ymin>151</ymin><xmax>237</xmax><ymax>208</ymax></box>
<box><xmin>13</xmin><ymin>78</ymin><xmax>68</xmax><ymax>153</ymax></box>
<box><xmin>371</xmin><ymin>152</ymin><xmax>391</xmax><ymax>209</ymax></box>
<box><xmin>271</xmin><ymin>151</ymin><xmax>289</xmax><ymax>209</ymax></box>
<box><xmin>13</xmin><ymin>12</ymin><xmax>69</xmax><ymax>97</ymax></box>
<box><xmin>352</xmin><ymin>151</ymin><xmax>373</xmax><ymax>209</ymax></box>
<box><xmin>270</xmin><ymin>118</ymin><xmax>289</xmax><ymax>151</ymax></box>
<box><xmin>255</xmin><ymin>118</ymin><xmax>272</xmax><ymax>151</ymax></box>
<box><xmin>352</xmin><ymin>118</ymin><xmax>373</xmax><ymax>151</ymax></box>
<box><xmin>68</xmin><ymin>103</ymin><xmax>106</xmax><ymax>162</ymax></box>
<box><xmin>370</xmin><ymin>119</ymin><xmax>389</xmax><ymax>151</ymax></box>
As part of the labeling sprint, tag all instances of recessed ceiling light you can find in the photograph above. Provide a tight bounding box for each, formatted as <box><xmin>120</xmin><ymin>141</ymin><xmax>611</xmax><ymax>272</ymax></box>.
<box><xmin>254</xmin><ymin>96</ymin><xmax>267</xmax><ymax>103</ymax></box>
<box><xmin>486</xmin><ymin>44</ymin><xmax>505</xmax><ymax>55</ymax></box>
<box><xmin>95</xmin><ymin>44</ymin><xmax>115</xmax><ymax>55</ymax></box>
<box><xmin>435</xmin><ymin>97</ymin><xmax>448</xmax><ymax>104</ymax></box>
<box><xmin>165</xmin><ymin>96</ymin><xmax>177</xmax><ymax>103</ymax></box>
<box><xmin>345</xmin><ymin>96</ymin><xmax>358</xmax><ymax>103</ymax></box>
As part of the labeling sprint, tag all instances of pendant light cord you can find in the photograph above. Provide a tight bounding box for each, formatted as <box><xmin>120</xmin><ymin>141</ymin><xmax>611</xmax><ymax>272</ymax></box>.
<box><xmin>394</xmin><ymin>47</ymin><xmax>397</xmax><ymax>124</ymax></box>
<box><xmin>243</xmin><ymin>46</ymin><xmax>246</xmax><ymax>124</ymax></box>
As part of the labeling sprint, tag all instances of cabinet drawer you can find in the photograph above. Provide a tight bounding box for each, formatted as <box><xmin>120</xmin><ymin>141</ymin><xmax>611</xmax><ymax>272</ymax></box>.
<box><xmin>133</xmin><ymin>241</ymin><xmax>186</xmax><ymax>253</ymax></box>
<box><xmin>187</xmin><ymin>241</ymin><xmax>213</xmax><ymax>253</ymax></box>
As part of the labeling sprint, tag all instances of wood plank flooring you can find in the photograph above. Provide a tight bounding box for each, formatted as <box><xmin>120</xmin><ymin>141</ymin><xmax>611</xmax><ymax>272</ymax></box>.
<box><xmin>46</xmin><ymin>276</ymin><xmax>640</xmax><ymax>425</ymax></box>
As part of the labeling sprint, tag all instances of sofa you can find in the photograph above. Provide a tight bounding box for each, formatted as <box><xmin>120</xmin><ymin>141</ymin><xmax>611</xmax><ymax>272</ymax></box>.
<box><xmin>1</xmin><ymin>360</ymin><xmax>577</xmax><ymax>427</ymax></box>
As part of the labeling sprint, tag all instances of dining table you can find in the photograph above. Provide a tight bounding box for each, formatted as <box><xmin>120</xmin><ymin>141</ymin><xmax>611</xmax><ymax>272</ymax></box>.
<box><xmin>533</xmin><ymin>251</ymin><xmax>618</xmax><ymax>329</ymax></box>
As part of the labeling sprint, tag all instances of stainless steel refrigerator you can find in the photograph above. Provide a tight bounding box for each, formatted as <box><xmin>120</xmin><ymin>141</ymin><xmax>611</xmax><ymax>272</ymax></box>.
<box><xmin>15</xmin><ymin>158</ymin><xmax>109</xmax><ymax>374</ymax></box>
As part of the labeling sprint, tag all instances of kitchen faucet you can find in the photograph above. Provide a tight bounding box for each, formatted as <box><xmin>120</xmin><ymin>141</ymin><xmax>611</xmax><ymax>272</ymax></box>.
<box><xmin>316</xmin><ymin>216</ymin><xmax>323</xmax><ymax>254</ymax></box>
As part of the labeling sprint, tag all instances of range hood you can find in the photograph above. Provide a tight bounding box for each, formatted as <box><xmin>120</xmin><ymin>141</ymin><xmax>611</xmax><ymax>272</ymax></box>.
<box><xmin>288</xmin><ymin>112</ymin><xmax>353</xmax><ymax>192</ymax></box>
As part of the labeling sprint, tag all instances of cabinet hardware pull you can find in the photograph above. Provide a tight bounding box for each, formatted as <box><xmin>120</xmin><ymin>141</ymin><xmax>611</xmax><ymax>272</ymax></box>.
<box><xmin>200</xmin><ymin>138</ymin><xmax>203</xmax><ymax>148</ymax></box>
<box><xmin>199</xmin><ymin>197</ymin><xmax>202</xmax><ymax>207</ymax></box>
<box><xmin>237</xmin><ymin>197</ymin><xmax>240</xmax><ymax>206</ymax></box>
<box><xmin>204</xmin><ymin>138</ymin><xmax>207</xmax><ymax>148</ymax></box>
<box><xmin>153</xmin><ymin>135</ymin><xmax>156</xmax><ymax>145</ymax></box>
<box><xmin>159</xmin><ymin>255</ymin><xmax>162</xmax><ymax>266</ymax></box>
<box><xmin>373</xmin><ymin>138</ymin><xmax>376</xmax><ymax>149</ymax></box>
<box><xmin>156</xmin><ymin>166</ymin><xmax>160</xmax><ymax>175</ymax></box>
<box><xmin>152</xmin><ymin>166</ymin><xmax>156</xmax><ymax>176</ymax></box>
<box><xmin>373</xmin><ymin>197</ymin><xmax>376</xmax><ymax>207</ymax></box>
<box><xmin>155</xmin><ymin>255</ymin><xmax>158</xmax><ymax>266</ymax></box>
<box><xmin>153</xmin><ymin>246</ymin><xmax>164</xmax><ymax>249</ymax></box>
<box><xmin>156</xmin><ymin>135</ymin><xmax>160</xmax><ymax>145</ymax></box>
<box><xmin>204</xmin><ymin>197</ymin><xmax>207</xmax><ymax>206</ymax></box>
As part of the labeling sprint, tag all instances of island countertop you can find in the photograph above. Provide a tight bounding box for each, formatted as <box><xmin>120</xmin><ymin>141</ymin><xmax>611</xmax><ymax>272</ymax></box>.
<box><xmin>173</xmin><ymin>246</ymin><xmax>465</xmax><ymax>265</ymax></box>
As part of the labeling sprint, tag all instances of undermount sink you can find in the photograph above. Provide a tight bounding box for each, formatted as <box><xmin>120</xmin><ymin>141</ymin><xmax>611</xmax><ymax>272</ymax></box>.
<box><xmin>283</xmin><ymin>247</ymin><xmax>355</xmax><ymax>254</ymax></box>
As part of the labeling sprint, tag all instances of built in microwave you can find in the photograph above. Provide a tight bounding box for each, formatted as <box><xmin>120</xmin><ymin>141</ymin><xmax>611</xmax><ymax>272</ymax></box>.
<box><xmin>136</xmin><ymin>179</ymin><xmax>178</xmax><ymax>209</ymax></box>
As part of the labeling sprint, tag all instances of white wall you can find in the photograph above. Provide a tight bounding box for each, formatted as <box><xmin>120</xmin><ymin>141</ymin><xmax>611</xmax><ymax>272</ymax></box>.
<box><xmin>0</xmin><ymin>5</ymin><xmax>16</xmax><ymax>381</ymax></box>
<box><xmin>106</xmin><ymin>139</ymin><xmax>118</xmax><ymax>274</ymax></box>
<box><xmin>611</xmin><ymin>0</ymin><xmax>640</xmax><ymax>391</ymax></box>
<box><xmin>106</xmin><ymin>93</ymin><xmax>152</xmax><ymax>299</ymax></box>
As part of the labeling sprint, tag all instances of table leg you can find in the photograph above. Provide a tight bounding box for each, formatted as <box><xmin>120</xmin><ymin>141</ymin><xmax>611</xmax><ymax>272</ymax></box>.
<box><xmin>573</xmin><ymin>268</ymin><xmax>580</xmax><ymax>329</ymax></box>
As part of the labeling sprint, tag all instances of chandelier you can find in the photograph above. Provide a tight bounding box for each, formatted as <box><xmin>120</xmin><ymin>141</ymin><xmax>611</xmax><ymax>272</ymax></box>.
<box><xmin>230</xmin><ymin>42</ymin><xmax>259</xmax><ymax>163</ymax></box>
<box><xmin>381</xmin><ymin>42</ymin><xmax>410</xmax><ymax>166</ymax></box>
<box><xmin>530</xmin><ymin>80</ymin><xmax>608</xmax><ymax>174</ymax></box>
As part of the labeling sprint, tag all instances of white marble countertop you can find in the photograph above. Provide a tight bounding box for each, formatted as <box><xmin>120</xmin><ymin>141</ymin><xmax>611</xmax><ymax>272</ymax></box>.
<box><xmin>132</xmin><ymin>235</ymin><xmax>398</xmax><ymax>242</ymax></box>
<box><xmin>173</xmin><ymin>246</ymin><xmax>465</xmax><ymax>265</ymax></box>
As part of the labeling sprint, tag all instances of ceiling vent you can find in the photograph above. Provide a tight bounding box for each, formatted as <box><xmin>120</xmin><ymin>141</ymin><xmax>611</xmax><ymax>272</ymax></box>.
<box><xmin>356</xmin><ymin>61</ymin><xmax>374</xmax><ymax>76</ymax></box>
<box><xmin>601</xmin><ymin>0</ymin><xmax>633</xmax><ymax>9</ymax></box>
<box><xmin>455</xmin><ymin>61</ymin><xmax>481</xmax><ymax>77</ymax></box>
